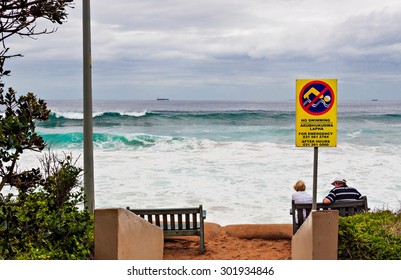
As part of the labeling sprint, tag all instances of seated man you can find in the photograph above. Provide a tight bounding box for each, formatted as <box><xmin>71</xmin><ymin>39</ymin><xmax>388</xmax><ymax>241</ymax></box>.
<box><xmin>323</xmin><ymin>178</ymin><xmax>362</xmax><ymax>204</ymax></box>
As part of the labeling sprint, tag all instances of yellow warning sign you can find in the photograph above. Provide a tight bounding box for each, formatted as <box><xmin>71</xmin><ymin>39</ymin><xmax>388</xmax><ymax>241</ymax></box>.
<box><xmin>296</xmin><ymin>79</ymin><xmax>337</xmax><ymax>147</ymax></box>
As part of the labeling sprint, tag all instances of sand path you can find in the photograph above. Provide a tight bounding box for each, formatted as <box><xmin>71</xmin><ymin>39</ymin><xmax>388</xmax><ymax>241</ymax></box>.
<box><xmin>163</xmin><ymin>222</ymin><xmax>292</xmax><ymax>260</ymax></box>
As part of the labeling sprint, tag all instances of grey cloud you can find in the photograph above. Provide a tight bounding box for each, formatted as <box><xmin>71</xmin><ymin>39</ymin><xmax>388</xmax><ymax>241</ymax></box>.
<box><xmin>332</xmin><ymin>9</ymin><xmax>401</xmax><ymax>62</ymax></box>
<box><xmin>4</xmin><ymin>0</ymin><xmax>401</xmax><ymax>100</ymax></box>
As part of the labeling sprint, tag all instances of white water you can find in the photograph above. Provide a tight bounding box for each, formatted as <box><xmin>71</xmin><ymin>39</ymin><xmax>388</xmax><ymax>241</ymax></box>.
<box><xmin>89</xmin><ymin>140</ymin><xmax>401</xmax><ymax>225</ymax></box>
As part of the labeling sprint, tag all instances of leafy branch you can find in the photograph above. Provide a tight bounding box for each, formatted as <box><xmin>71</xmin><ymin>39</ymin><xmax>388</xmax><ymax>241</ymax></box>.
<box><xmin>0</xmin><ymin>87</ymin><xmax>50</xmax><ymax>193</ymax></box>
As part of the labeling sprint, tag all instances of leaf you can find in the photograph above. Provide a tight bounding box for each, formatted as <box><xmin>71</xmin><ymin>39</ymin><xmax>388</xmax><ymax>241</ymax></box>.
<box><xmin>0</xmin><ymin>220</ymin><xmax>7</xmax><ymax>232</ymax></box>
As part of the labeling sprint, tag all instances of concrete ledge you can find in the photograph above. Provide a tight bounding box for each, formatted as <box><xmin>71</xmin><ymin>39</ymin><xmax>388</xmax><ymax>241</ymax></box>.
<box><xmin>224</xmin><ymin>224</ymin><xmax>292</xmax><ymax>240</ymax></box>
<box><xmin>292</xmin><ymin>210</ymin><xmax>339</xmax><ymax>260</ymax></box>
<box><xmin>94</xmin><ymin>208</ymin><xmax>164</xmax><ymax>260</ymax></box>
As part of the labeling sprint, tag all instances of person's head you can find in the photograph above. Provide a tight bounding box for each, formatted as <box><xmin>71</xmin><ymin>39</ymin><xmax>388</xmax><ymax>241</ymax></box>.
<box><xmin>293</xmin><ymin>180</ymin><xmax>306</xmax><ymax>192</ymax></box>
<box><xmin>331</xmin><ymin>178</ymin><xmax>347</xmax><ymax>187</ymax></box>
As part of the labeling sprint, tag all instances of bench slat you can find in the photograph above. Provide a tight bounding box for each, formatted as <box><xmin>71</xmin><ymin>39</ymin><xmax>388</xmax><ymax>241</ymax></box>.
<box><xmin>162</xmin><ymin>214</ymin><xmax>168</xmax><ymax>230</ymax></box>
<box><xmin>338</xmin><ymin>208</ymin><xmax>346</xmax><ymax>216</ymax></box>
<box><xmin>185</xmin><ymin>214</ymin><xmax>190</xmax><ymax>229</ymax></box>
<box><xmin>178</xmin><ymin>215</ymin><xmax>183</xmax><ymax>230</ymax></box>
<box><xmin>170</xmin><ymin>214</ymin><xmax>176</xmax><ymax>230</ymax></box>
<box><xmin>128</xmin><ymin>208</ymin><xmax>202</xmax><ymax>216</ymax></box>
<box><xmin>193</xmin><ymin>213</ymin><xmax>197</xmax><ymax>230</ymax></box>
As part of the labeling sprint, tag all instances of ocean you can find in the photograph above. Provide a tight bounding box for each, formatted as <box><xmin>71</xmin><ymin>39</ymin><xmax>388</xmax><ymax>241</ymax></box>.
<box><xmin>16</xmin><ymin>100</ymin><xmax>401</xmax><ymax>225</ymax></box>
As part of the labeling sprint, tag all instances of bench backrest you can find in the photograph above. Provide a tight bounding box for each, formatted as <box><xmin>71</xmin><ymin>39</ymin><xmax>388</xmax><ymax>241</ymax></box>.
<box><xmin>291</xmin><ymin>196</ymin><xmax>368</xmax><ymax>234</ymax></box>
<box><xmin>126</xmin><ymin>205</ymin><xmax>205</xmax><ymax>235</ymax></box>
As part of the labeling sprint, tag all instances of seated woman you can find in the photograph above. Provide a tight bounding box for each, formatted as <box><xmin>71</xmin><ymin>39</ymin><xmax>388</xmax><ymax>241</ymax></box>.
<box><xmin>292</xmin><ymin>180</ymin><xmax>312</xmax><ymax>221</ymax></box>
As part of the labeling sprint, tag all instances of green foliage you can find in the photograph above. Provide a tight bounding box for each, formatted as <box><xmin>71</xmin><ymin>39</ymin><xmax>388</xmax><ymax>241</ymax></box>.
<box><xmin>338</xmin><ymin>209</ymin><xmax>401</xmax><ymax>260</ymax></box>
<box><xmin>0</xmin><ymin>153</ymin><xmax>94</xmax><ymax>260</ymax></box>
<box><xmin>0</xmin><ymin>88</ymin><xmax>50</xmax><ymax>193</ymax></box>
<box><xmin>0</xmin><ymin>90</ymin><xmax>93</xmax><ymax>260</ymax></box>
<box><xmin>40</xmin><ymin>152</ymin><xmax>83</xmax><ymax>208</ymax></box>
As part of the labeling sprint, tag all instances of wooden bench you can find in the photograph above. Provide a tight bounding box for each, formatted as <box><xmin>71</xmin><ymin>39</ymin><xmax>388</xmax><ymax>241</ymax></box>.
<box><xmin>290</xmin><ymin>196</ymin><xmax>368</xmax><ymax>234</ymax></box>
<box><xmin>126</xmin><ymin>205</ymin><xmax>206</xmax><ymax>253</ymax></box>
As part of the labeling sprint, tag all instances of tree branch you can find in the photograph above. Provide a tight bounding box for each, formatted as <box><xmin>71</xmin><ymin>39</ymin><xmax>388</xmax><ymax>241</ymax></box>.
<box><xmin>1</xmin><ymin>0</ymin><xmax>73</xmax><ymax>78</ymax></box>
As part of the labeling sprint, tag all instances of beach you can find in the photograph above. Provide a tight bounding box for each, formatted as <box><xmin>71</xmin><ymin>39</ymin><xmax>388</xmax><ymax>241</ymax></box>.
<box><xmin>163</xmin><ymin>222</ymin><xmax>292</xmax><ymax>260</ymax></box>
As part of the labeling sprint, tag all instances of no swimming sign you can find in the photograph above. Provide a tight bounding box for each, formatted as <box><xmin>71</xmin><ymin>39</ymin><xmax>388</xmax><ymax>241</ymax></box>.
<box><xmin>296</xmin><ymin>79</ymin><xmax>337</xmax><ymax>147</ymax></box>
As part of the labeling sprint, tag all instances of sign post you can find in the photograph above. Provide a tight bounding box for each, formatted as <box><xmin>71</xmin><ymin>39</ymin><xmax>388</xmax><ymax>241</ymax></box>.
<box><xmin>83</xmin><ymin>0</ymin><xmax>94</xmax><ymax>213</ymax></box>
<box><xmin>296</xmin><ymin>79</ymin><xmax>337</xmax><ymax>210</ymax></box>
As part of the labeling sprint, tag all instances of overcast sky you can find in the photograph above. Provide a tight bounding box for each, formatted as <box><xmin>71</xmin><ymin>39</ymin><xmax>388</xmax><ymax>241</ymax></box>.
<box><xmin>4</xmin><ymin>0</ymin><xmax>401</xmax><ymax>101</ymax></box>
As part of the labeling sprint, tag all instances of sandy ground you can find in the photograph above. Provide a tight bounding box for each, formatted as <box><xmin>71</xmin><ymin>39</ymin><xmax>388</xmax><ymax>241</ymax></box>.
<box><xmin>163</xmin><ymin>222</ymin><xmax>292</xmax><ymax>260</ymax></box>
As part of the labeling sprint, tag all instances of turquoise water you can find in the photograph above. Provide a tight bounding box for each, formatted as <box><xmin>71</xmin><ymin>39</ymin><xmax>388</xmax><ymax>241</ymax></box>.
<box><xmin>40</xmin><ymin>100</ymin><xmax>401</xmax><ymax>147</ymax></box>
<box><xmin>14</xmin><ymin>100</ymin><xmax>401</xmax><ymax>225</ymax></box>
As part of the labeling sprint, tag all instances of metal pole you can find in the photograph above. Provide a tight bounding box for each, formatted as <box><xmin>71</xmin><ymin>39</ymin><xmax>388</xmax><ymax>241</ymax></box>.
<box><xmin>312</xmin><ymin>147</ymin><xmax>318</xmax><ymax>210</ymax></box>
<box><xmin>83</xmin><ymin>0</ymin><xmax>94</xmax><ymax>213</ymax></box>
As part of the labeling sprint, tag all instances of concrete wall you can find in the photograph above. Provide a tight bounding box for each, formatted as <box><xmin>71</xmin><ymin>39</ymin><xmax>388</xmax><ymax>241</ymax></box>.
<box><xmin>94</xmin><ymin>208</ymin><xmax>164</xmax><ymax>260</ymax></box>
<box><xmin>291</xmin><ymin>210</ymin><xmax>339</xmax><ymax>260</ymax></box>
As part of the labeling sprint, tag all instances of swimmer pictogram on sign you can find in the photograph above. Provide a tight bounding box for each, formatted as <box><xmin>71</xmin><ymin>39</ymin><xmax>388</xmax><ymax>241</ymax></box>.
<box><xmin>299</xmin><ymin>80</ymin><xmax>335</xmax><ymax>116</ymax></box>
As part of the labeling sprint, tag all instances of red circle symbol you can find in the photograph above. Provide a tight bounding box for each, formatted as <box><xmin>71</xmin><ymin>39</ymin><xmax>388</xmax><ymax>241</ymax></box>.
<box><xmin>299</xmin><ymin>80</ymin><xmax>335</xmax><ymax>116</ymax></box>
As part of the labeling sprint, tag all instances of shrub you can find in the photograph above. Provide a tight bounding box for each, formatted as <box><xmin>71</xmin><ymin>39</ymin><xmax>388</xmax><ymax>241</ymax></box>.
<box><xmin>338</xmin><ymin>209</ymin><xmax>401</xmax><ymax>260</ymax></box>
<box><xmin>0</xmin><ymin>153</ymin><xmax>94</xmax><ymax>260</ymax></box>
